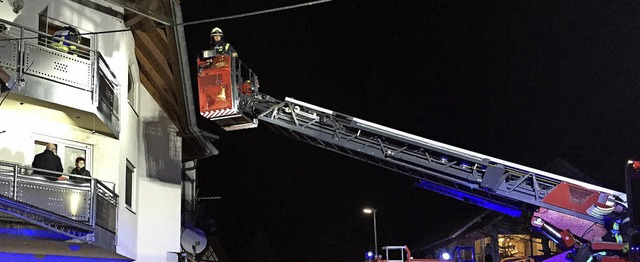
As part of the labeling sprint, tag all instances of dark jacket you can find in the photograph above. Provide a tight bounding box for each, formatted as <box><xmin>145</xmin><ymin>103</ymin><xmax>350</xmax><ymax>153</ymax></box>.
<box><xmin>32</xmin><ymin>150</ymin><xmax>63</xmax><ymax>180</ymax></box>
<box><xmin>211</xmin><ymin>39</ymin><xmax>236</xmax><ymax>55</ymax></box>
<box><xmin>70</xmin><ymin>167</ymin><xmax>91</xmax><ymax>183</ymax></box>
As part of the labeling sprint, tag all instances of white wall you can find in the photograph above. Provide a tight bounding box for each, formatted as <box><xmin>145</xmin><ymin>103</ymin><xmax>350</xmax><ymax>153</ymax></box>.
<box><xmin>0</xmin><ymin>100</ymin><xmax>110</xmax><ymax>165</ymax></box>
<box><xmin>133</xmin><ymin>83</ymin><xmax>183</xmax><ymax>262</ymax></box>
<box><xmin>0</xmin><ymin>1</ymin><xmax>184</xmax><ymax>261</ymax></box>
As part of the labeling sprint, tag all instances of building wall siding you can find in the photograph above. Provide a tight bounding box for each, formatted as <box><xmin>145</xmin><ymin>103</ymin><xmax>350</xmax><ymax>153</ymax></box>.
<box><xmin>0</xmin><ymin>1</ymin><xmax>184</xmax><ymax>261</ymax></box>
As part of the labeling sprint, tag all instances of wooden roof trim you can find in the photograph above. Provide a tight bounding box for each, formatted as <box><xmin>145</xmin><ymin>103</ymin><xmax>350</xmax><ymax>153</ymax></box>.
<box><xmin>134</xmin><ymin>46</ymin><xmax>173</xmax><ymax>98</ymax></box>
<box><xmin>124</xmin><ymin>13</ymin><xmax>145</xmax><ymax>28</ymax></box>
<box><xmin>135</xmin><ymin>47</ymin><xmax>181</xmax><ymax>119</ymax></box>
<box><xmin>164</xmin><ymin>27</ymin><xmax>187</xmax><ymax>123</ymax></box>
<box><xmin>105</xmin><ymin>0</ymin><xmax>173</xmax><ymax>25</ymax></box>
<box><xmin>139</xmin><ymin>72</ymin><xmax>181</xmax><ymax>127</ymax></box>
<box><xmin>132</xmin><ymin>30</ymin><xmax>175</xmax><ymax>89</ymax></box>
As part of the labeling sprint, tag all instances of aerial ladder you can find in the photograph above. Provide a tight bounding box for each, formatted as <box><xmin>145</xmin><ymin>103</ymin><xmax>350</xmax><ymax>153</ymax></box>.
<box><xmin>197</xmin><ymin>53</ymin><xmax>640</xmax><ymax>262</ymax></box>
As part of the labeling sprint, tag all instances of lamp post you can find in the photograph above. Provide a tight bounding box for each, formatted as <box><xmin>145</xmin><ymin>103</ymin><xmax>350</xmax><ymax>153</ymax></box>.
<box><xmin>363</xmin><ymin>208</ymin><xmax>378</xmax><ymax>258</ymax></box>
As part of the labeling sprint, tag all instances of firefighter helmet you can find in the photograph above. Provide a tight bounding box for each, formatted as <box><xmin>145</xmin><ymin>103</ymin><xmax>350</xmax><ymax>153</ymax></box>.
<box><xmin>210</xmin><ymin>27</ymin><xmax>223</xmax><ymax>37</ymax></box>
<box><xmin>53</xmin><ymin>26</ymin><xmax>80</xmax><ymax>44</ymax></box>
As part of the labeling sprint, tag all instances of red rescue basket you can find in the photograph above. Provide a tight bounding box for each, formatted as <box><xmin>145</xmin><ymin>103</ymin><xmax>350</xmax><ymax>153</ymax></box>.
<box><xmin>197</xmin><ymin>52</ymin><xmax>259</xmax><ymax>131</ymax></box>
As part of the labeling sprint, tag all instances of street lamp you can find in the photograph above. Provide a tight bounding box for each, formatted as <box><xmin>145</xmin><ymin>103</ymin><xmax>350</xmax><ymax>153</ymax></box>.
<box><xmin>363</xmin><ymin>208</ymin><xmax>378</xmax><ymax>258</ymax></box>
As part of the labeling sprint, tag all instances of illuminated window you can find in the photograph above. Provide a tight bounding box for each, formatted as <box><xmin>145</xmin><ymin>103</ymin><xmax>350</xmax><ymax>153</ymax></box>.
<box><xmin>33</xmin><ymin>136</ymin><xmax>92</xmax><ymax>174</ymax></box>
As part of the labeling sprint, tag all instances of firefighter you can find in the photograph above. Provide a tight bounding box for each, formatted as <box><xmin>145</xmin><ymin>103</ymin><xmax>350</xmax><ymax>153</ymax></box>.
<box><xmin>50</xmin><ymin>26</ymin><xmax>80</xmax><ymax>54</ymax></box>
<box><xmin>210</xmin><ymin>27</ymin><xmax>237</xmax><ymax>57</ymax></box>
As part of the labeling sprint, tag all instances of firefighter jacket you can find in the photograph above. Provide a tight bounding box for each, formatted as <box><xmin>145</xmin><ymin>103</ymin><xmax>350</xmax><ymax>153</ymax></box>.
<box><xmin>50</xmin><ymin>28</ymin><xmax>78</xmax><ymax>53</ymax></box>
<box><xmin>212</xmin><ymin>40</ymin><xmax>236</xmax><ymax>56</ymax></box>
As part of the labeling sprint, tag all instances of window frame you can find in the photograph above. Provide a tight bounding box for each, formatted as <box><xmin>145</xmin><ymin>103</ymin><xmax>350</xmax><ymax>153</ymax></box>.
<box><xmin>127</xmin><ymin>64</ymin><xmax>139</xmax><ymax>114</ymax></box>
<box><xmin>125</xmin><ymin>159</ymin><xmax>137</xmax><ymax>213</ymax></box>
<box><xmin>32</xmin><ymin>134</ymin><xmax>93</xmax><ymax>174</ymax></box>
<box><xmin>38</xmin><ymin>9</ymin><xmax>94</xmax><ymax>48</ymax></box>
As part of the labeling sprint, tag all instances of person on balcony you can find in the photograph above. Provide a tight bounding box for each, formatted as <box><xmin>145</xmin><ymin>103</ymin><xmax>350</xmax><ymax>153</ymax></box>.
<box><xmin>50</xmin><ymin>26</ymin><xmax>79</xmax><ymax>54</ymax></box>
<box><xmin>70</xmin><ymin>157</ymin><xmax>91</xmax><ymax>183</ymax></box>
<box><xmin>32</xmin><ymin>143</ymin><xmax>65</xmax><ymax>181</ymax></box>
<box><xmin>210</xmin><ymin>27</ymin><xmax>237</xmax><ymax>57</ymax></box>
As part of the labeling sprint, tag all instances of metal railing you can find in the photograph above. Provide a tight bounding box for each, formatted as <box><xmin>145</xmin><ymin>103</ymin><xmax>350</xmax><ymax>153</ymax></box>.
<box><xmin>233</xmin><ymin>57</ymin><xmax>260</xmax><ymax>96</ymax></box>
<box><xmin>0</xmin><ymin>18</ymin><xmax>120</xmax><ymax>135</ymax></box>
<box><xmin>0</xmin><ymin>160</ymin><xmax>118</xmax><ymax>239</ymax></box>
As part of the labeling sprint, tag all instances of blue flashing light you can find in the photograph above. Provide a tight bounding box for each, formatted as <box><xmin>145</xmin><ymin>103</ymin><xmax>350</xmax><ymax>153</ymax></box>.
<box><xmin>0</xmin><ymin>228</ymin><xmax>71</xmax><ymax>241</ymax></box>
<box><xmin>441</xmin><ymin>252</ymin><xmax>451</xmax><ymax>260</ymax></box>
<box><xmin>68</xmin><ymin>245</ymin><xmax>81</xmax><ymax>252</ymax></box>
<box><xmin>366</xmin><ymin>251</ymin><xmax>374</xmax><ymax>259</ymax></box>
<box><xmin>0</xmin><ymin>252</ymin><xmax>130</xmax><ymax>261</ymax></box>
<box><xmin>415</xmin><ymin>180</ymin><xmax>522</xmax><ymax>217</ymax></box>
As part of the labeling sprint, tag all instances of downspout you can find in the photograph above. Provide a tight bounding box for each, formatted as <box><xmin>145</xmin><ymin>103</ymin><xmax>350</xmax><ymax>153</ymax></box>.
<box><xmin>171</xmin><ymin>2</ymin><xmax>218</xmax><ymax>231</ymax></box>
<box><xmin>170</xmin><ymin>0</ymin><xmax>219</xmax><ymax>159</ymax></box>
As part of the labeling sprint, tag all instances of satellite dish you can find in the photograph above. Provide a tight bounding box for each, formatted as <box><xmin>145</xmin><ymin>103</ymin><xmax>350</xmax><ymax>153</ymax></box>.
<box><xmin>181</xmin><ymin>226</ymin><xmax>208</xmax><ymax>255</ymax></box>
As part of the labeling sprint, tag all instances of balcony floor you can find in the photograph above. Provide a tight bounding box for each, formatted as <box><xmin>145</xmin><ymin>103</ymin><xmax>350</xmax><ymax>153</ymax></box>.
<box><xmin>0</xmin><ymin>236</ymin><xmax>131</xmax><ymax>261</ymax></box>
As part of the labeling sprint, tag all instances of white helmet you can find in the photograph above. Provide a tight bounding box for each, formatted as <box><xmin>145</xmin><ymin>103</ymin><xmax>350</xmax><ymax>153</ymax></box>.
<box><xmin>210</xmin><ymin>27</ymin><xmax>223</xmax><ymax>36</ymax></box>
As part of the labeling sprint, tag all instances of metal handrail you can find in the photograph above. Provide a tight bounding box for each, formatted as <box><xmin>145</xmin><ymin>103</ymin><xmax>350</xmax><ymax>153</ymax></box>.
<box><xmin>96</xmin><ymin>52</ymin><xmax>121</xmax><ymax>118</ymax></box>
<box><xmin>0</xmin><ymin>160</ymin><xmax>118</xmax><ymax>232</ymax></box>
<box><xmin>0</xmin><ymin>18</ymin><xmax>120</xmax><ymax>119</ymax></box>
<box><xmin>0</xmin><ymin>18</ymin><xmax>95</xmax><ymax>57</ymax></box>
<box><xmin>96</xmin><ymin>178</ymin><xmax>118</xmax><ymax>197</ymax></box>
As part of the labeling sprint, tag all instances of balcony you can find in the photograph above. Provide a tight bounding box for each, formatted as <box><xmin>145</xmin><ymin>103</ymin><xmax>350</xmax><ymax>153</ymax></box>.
<box><xmin>0</xmin><ymin>160</ymin><xmax>118</xmax><ymax>252</ymax></box>
<box><xmin>0</xmin><ymin>18</ymin><xmax>120</xmax><ymax>138</ymax></box>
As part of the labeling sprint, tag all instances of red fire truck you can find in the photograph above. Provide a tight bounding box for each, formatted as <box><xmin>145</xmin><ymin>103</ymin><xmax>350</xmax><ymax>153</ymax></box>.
<box><xmin>366</xmin><ymin>245</ymin><xmax>474</xmax><ymax>262</ymax></box>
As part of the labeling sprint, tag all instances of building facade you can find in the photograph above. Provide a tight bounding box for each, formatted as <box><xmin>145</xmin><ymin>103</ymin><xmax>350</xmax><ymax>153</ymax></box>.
<box><xmin>0</xmin><ymin>0</ymin><xmax>215</xmax><ymax>261</ymax></box>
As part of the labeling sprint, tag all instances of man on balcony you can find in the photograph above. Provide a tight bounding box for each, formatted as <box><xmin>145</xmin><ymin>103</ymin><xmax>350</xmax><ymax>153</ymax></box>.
<box><xmin>32</xmin><ymin>143</ymin><xmax>65</xmax><ymax>181</ymax></box>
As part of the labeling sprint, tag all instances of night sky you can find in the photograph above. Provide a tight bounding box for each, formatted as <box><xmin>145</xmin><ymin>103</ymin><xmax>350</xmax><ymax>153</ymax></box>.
<box><xmin>181</xmin><ymin>1</ymin><xmax>640</xmax><ymax>261</ymax></box>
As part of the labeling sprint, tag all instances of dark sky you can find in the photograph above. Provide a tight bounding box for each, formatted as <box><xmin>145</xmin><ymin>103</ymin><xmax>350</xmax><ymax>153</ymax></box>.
<box><xmin>181</xmin><ymin>1</ymin><xmax>640</xmax><ymax>261</ymax></box>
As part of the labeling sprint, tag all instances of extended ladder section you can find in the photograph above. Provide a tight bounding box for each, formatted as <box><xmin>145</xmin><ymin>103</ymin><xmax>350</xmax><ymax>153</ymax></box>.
<box><xmin>243</xmin><ymin>94</ymin><xmax>627</xmax><ymax>225</ymax></box>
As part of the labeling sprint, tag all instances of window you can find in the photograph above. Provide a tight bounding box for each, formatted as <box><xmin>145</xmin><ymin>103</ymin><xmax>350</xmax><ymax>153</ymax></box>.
<box><xmin>33</xmin><ymin>136</ymin><xmax>92</xmax><ymax>174</ymax></box>
<box><xmin>125</xmin><ymin>160</ymin><xmax>136</xmax><ymax>210</ymax></box>
<box><xmin>127</xmin><ymin>65</ymin><xmax>138</xmax><ymax>113</ymax></box>
<box><xmin>37</xmin><ymin>9</ymin><xmax>92</xmax><ymax>59</ymax></box>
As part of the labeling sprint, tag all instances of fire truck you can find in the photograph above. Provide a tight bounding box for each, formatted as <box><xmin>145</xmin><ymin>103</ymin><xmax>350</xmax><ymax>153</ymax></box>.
<box><xmin>366</xmin><ymin>245</ymin><xmax>474</xmax><ymax>262</ymax></box>
<box><xmin>196</xmin><ymin>53</ymin><xmax>640</xmax><ymax>262</ymax></box>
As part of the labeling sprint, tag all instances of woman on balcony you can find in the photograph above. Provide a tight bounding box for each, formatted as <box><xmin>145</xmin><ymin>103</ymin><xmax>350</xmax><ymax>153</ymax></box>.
<box><xmin>70</xmin><ymin>157</ymin><xmax>91</xmax><ymax>183</ymax></box>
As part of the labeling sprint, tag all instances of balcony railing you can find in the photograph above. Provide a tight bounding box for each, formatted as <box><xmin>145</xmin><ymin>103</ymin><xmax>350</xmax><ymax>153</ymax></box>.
<box><xmin>0</xmin><ymin>160</ymin><xmax>118</xmax><ymax>246</ymax></box>
<box><xmin>0</xmin><ymin>18</ymin><xmax>120</xmax><ymax>137</ymax></box>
